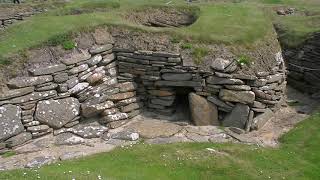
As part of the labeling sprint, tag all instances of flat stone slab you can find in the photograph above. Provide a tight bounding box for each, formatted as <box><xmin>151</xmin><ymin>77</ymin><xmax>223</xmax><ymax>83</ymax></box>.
<box><xmin>7</xmin><ymin>75</ymin><xmax>53</xmax><ymax>88</ymax></box>
<box><xmin>25</xmin><ymin>156</ymin><xmax>56</xmax><ymax>168</ymax></box>
<box><xmin>0</xmin><ymin>87</ymin><xmax>34</xmax><ymax>101</ymax></box>
<box><xmin>0</xmin><ymin>105</ymin><xmax>24</xmax><ymax>141</ymax></box>
<box><xmin>155</xmin><ymin>81</ymin><xmax>202</xmax><ymax>87</ymax></box>
<box><xmin>55</xmin><ymin>133</ymin><xmax>85</xmax><ymax>146</ymax></box>
<box><xmin>29</xmin><ymin>64</ymin><xmax>67</xmax><ymax>76</ymax></box>
<box><xmin>126</xmin><ymin>120</ymin><xmax>183</xmax><ymax>139</ymax></box>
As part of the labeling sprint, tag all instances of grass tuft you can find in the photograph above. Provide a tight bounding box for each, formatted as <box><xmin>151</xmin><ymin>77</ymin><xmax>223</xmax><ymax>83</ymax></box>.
<box><xmin>62</xmin><ymin>40</ymin><xmax>76</xmax><ymax>50</ymax></box>
<box><xmin>192</xmin><ymin>47</ymin><xmax>209</xmax><ymax>65</ymax></box>
<box><xmin>1</xmin><ymin>151</ymin><xmax>16</xmax><ymax>158</ymax></box>
<box><xmin>236</xmin><ymin>55</ymin><xmax>252</xmax><ymax>66</ymax></box>
<box><xmin>0</xmin><ymin>56</ymin><xmax>11</xmax><ymax>66</ymax></box>
<box><xmin>181</xmin><ymin>43</ymin><xmax>193</xmax><ymax>49</ymax></box>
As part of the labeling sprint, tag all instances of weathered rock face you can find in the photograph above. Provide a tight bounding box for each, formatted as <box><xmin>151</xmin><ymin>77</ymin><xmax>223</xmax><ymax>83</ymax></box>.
<box><xmin>0</xmin><ymin>105</ymin><xmax>24</xmax><ymax>141</ymax></box>
<box><xmin>35</xmin><ymin>98</ymin><xmax>80</xmax><ymax>129</ymax></box>
<box><xmin>189</xmin><ymin>93</ymin><xmax>219</xmax><ymax>126</ymax></box>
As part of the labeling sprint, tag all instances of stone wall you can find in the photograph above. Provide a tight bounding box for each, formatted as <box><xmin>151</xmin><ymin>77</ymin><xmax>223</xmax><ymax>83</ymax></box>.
<box><xmin>0</xmin><ymin>9</ymin><xmax>42</xmax><ymax>29</ymax></box>
<box><xmin>0</xmin><ymin>32</ymin><xmax>287</xmax><ymax>148</ymax></box>
<box><xmin>284</xmin><ymin>32</ymin><xmax>320</xmax><ymax>95</ymax></box>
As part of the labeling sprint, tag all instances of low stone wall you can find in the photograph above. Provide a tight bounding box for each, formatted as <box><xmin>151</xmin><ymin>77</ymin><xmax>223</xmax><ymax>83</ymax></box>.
<box><xmin>284</xmin><ymin>32</ymin><xmax>320</xmax><ymax>95</ymax></box>
<box><xmin>0</xmin><ymin>9</ymin><xmax>42</xmax><ymax>29</ymax></box>
<box><xmin>0</xmin><ymin>33</ymin><xmax>287</xmax><ymax>149</ymax></box>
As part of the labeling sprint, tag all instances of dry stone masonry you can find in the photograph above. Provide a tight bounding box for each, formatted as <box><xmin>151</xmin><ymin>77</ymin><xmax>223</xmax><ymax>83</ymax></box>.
<box><xmin>0</xmin><ymin>31</ymin><xmax>287</xmax><ymax>149</ymax></box>
<box><xmin>284</xmin><ymin>32</ymin><xmax>320</xmax><ymax>96</ymax></box>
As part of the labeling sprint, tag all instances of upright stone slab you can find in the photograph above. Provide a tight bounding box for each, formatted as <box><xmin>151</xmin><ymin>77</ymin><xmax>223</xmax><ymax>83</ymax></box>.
<box><xmin>223</xmin><ymin>103</ymin><xmax>250</xmax><ymax>129</ymax></box>
<box><xmin>188</xmin><ymin>93</ymin><xmax>219</xmax><ymax>126</ymax></box>
<box><xmin>35</xmin><ymin>98</ymin><xmax>80</xmax><ymax>129</ymax></box>
<box><xmin>0</xmin><ymin>105</ymin><xmax>24</xmax><ymax>141</ymax></box>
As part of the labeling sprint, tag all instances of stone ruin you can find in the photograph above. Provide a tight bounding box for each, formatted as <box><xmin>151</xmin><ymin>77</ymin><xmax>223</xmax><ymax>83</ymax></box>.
<box><xmin>284</xmin><ymin>32</ymin><xmax>320</xmax><ymax>96</ymax></box>
<box><xmin>0</xmin><ymin>30</ymin><xmax>287</xmax><ymax>149</ymax></box>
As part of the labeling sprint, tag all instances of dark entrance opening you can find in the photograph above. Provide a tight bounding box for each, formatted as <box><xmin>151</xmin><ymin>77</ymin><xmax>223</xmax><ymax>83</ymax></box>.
<box><xmin>170</xmin><ymin>87</ymin><xmax>194</xmax><ymax>123</ymax></box>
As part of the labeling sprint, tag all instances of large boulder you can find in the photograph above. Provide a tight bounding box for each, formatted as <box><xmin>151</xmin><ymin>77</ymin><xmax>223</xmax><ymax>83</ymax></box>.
<box><xmin>188</xmin><ymin>93</ymin><xmax>219</xmax><ymax>126</ymax></box>
<box><xmin>35</xmin><ymin>98</ymin><xmax>80</xmax><ymax>129</ymax></box>
<box><xmin>0</xmin><ymin>105</ymin><xmax>24</xmax><ymax>141</ymax></box>
<box><xmin>223</xmin><ymin>103</ymin><xmax>250</xmax><ymax>129</ymax></box>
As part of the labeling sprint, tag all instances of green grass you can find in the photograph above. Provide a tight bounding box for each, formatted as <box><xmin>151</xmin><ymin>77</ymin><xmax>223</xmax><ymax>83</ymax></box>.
<box><xmin>192</xmin><ymin>47</ymin><xmax>209</xmax><ymax>65</ymax></box>
<box><xmin>181</xmin><ymin>43</ymin><xmax>193</xmax><ymax>49</ymax></box>
<box><xmin>1</xmin><ymin>151</ymin><xmax>16</xmax><ymax>158</ymax></box>
<box><xmin>236</xmin><ymin>54</ymin><xmax>252</xmax><ymax>66</ymax></box>
<box><xmin>1</xmin><ymin>112</ymin><xmax>320</xmax><ymax>179</ymax></box>
<box><xmin>0</xmin><ymin>0</ymin><xmax>274</xmax><ymax>58</ymax></box>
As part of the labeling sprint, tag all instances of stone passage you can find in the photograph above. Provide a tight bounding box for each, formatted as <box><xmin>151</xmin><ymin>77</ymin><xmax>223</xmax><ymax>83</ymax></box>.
<box><xmin>116</xmin><ymin>50</ymin><xmax>286</xmax><ymax>131</ymax></box>
<box><xmin>284</xmin><ymin>32</ymin><xmax>320</xmax><ymax>96</ymax></box>
<box><xmin>0</xmin><ymin>35</ymin><xmax>286</xmax><ymax>148</ymax></box>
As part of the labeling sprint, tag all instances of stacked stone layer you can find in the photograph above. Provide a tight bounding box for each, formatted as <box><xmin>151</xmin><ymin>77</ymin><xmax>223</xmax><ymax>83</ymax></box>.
<box><xmin>0</xmin><ymin>38</ymin><xmax>286</xmax><ymax>148</ymax></box>
<box><xmin>284</xmin><ymin>32</ymin><xmax>320</xmax><ymax>95</ymax></box>
<box><xmin>116</xmin><ymin>50</ymin><xmax>286</xmax><ymax>132</ymax></box>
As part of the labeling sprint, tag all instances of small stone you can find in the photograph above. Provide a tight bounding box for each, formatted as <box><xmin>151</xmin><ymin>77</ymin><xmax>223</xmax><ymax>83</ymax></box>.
<box><xmin>54</xmin><ymin>73</ymin><xmax>69</xmax><ymax>83</ymax></box>
<box><xmin>89</xmin><ymin>44</ymin><xmax>113</xmax><ymax>54</ymax></box>
<box><xmin>27</xmin><ymin>125</ymin><xmax>50</xmax><ymax>132</ymax></box>
<box><xmin>25</xmin><ymin>156</ymin><xmax>56</xmax><ymax>168</ymax></box>
<box><xmin>55</xmin><ymin>133</ymin><xmax>85</xmax><ymax>146</ymax></box>
<box><xmin>69</xmin><ymin>64</ymin><xmax>89</xmax><ymax>75</ymax></box>
<box><xmin>116</xmin><ymin>82</ymin><xmax>137</xmax><ymax>92</ymax></box>
<box><xmin>81</xmin><ymin>101</ymin><xmax>114</xmax><ymax>118</ymax></box>
<box><xmin>104</xmin><ymin>113</ymin><xmax>129</xmax><ymax>122</ymax></box>
<box><xmin>68</xmin><ymin>83</ymin><xmax>89</xmax><ymax>94</ymax></box>
<box><xmin>86</xmin><ymin>72</ymin><xmax>104</xmax><ymax>85</ymax></box>
<box><xmin>111</xmin><ymin>130</ymin><xmax>139</xmax><ymax>141</ymax></box>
